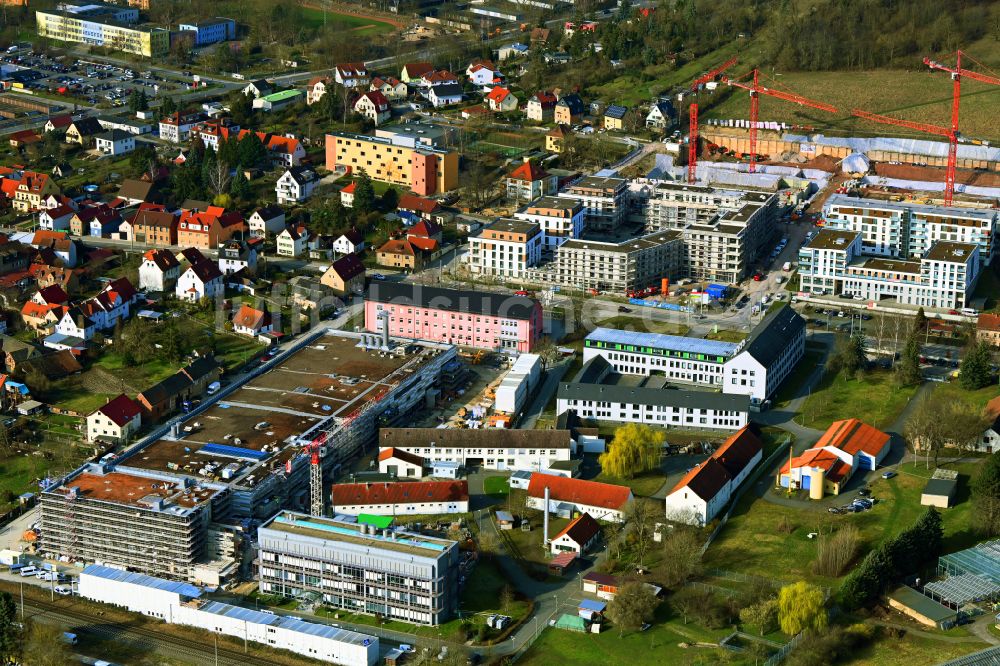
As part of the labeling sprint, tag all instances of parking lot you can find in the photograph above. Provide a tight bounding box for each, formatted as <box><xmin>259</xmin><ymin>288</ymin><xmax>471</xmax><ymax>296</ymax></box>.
<box><xmin>2</xmin><ymin>50</ymin><xmax>190</xmax><ymax>110</ymax></box>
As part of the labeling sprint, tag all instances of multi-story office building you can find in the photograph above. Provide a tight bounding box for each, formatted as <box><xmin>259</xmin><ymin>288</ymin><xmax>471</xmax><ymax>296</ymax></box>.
<box><xmin>582</xmin><ymin>305</ymin><xmax>805</xmax><ymax>402</ymax></box>
<box><xmin>822</xmin><ymin>194</ymin><xmax>998</xmax><ymax>264</ymax></box>
<box><xmin>36</xmin><ymin>2</ymin><xmax>169</xmax><ymax>57</ymax></box>
<box><xmin>513</xmin><ymin>196</ymin><xmax>584</xmax><ymax>249</ymax></box>
<box><xmin>325</xmin><ymin>132</ymin><xmax>458</xmax><ymax>196</ymax></box>
<box><xmin>467</xmin><ymin>218</ymin><xmax>543</xmax><ymax>279</ymax></box>
<box><xmin>39</xmin><ymin>464</ymin><xmax>228</xmax><ymax>581</ymax></box>
<box><xmin>533</xmin><ymin>230</ymin><xmax>681</xmax><ymax>293</ymax></box>
<box><xmin>258</xmin><ymin>511</ymin><xmax>460</xmax><ymax>625</ymax></box>
<box><xmin>365</xmin><ymin>282</ymin><xmax>543</xmax><ymax>353</ymax></box>
<box><xmin>558</xmin><ymin>176</ymin><xmax>629</xmax><ymax>233</ymax></box>
<box><xmin>799</xmin><ymin>229</ymin><xmax>981</xmax><ymax>309</ymax></box>
<box><xmin>628</xmin><ymin>180</ymin><xmax>779</xmax><ymax>283</ymax></box>
<box><xmin>378</xmin><ymin>427</ymin><xmax>574</xmax><ymax>472</ymax></box>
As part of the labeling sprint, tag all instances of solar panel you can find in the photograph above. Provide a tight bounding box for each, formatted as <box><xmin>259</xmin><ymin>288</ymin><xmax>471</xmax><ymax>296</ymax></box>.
<box><xmin>199</xmin><ymin>442</ymin><xmax>269</xmax><ymax>461</ymax></box>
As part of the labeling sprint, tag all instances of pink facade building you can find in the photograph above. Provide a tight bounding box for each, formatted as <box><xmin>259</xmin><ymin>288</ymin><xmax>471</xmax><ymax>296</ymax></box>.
<box><xmin>365</xmin><ymin>283</ymin><xmax>543</xmax><ymax>353</ymax></box>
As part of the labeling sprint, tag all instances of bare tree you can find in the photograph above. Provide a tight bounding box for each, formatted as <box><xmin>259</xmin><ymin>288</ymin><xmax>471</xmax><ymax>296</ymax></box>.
<box><xmin>811</xmin><ymin>525</ymin><xmax>860</xmax><ymax>577</ymax></box>
<box><xmin>660</xmin><ymin>528</ymin><xmax>703</xmax><ymax>589</ymax></box>
<box><xmin>624</xmin><ymin>498</ymin><xmax>657</xmax><ymax>568</ymax></box>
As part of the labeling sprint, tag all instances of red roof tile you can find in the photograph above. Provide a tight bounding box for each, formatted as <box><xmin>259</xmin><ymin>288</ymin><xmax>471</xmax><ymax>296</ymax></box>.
<box><xmin>979</xmin><ymin>313</ymin><xmax>1000</xmax><ymax>333</ymax></box>
<box><xmin>509</xmin><ymin>161</ymin><xmax>549</xmax><ymax>182</ymax></box>
<box><xmin>669</xmin><ymin>425</ymin><xmax>763</xmax><ymax>501</ymax></box>
<box><xmin>96</xmin><ymin>394</ymin><xmax>142</xmax><ymax>426</ymax></box>
<box><xmin>378</xmin><ymin>447</ymin><xmax>425</xmax><ymax>467</ymax></box>
<box><xmin>527</xmin><ymin>475</ymin><xmax>631</xmax><ymax>511</ymax></box>
<box><xmin>816</xmin><ymin>418</ymin><xmax>890</xmax><ymax>458</ymax></box>
<box><xmin>331</xmin><ymin>480</ymin><xmax>468</xmax><ymax>506</ymax></box>
<box><xmin>552</xmin><ymin>512</ymin><xmax>600</xmax><ymax>545</ymax></box>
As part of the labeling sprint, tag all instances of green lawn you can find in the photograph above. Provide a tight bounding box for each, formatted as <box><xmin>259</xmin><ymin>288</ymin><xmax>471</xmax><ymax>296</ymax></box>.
<box><xmin>798</xmin><ymin>369</ymin><xmax>919</xmax><ymax>430</ymax></box>
<box><xmin>973</xmin><ymin>264</ymin><xmax>1000</xmax><ymax>312</ymax></box>
<box><xmin>928</xmin><ymin>381</ymin><xmax>998</xmax><ymax>413</ymax></box>
<box><xmin>214</xmin><ymin>333</ymin><xmax>266</xmax><ymax>372</ymax></box>
<box><xmin>518</xmin><ymin>602</ymin><xmax>731</xmax><ymax>666</ymax></box>
<box><xmin>773</xmin><ymin>349</ymin><xmax>826</xmax><ymax>408</ymax></box>
<box><xmin>592</xmin><ymin>469</ymin><xmax>667</xmax><ymax>498</ymax></box>
<box><xmin>848</xmin><ymin>630</ymin><xmax>988</xmax><ymax>666</ymax></box>
<box><xmin>595</xmin><ymin>315</ymin><xmax>689</xmax><ymax>336</ymax></box>
<box><xmin>94</xmin><ymin>353</ymin><xmax>180</xmax><ymax>386</ymax></box>
<box><xmin>705</xmin><ymin>460</ymin><xmax>980</xmax><ymax>588</ymax></box>
<box><xmin>483</xmin><ymin>475</ymin><xmax>510</xmax><ymax>496</ymax></box>
<box><xmin>298</xmin><ymin>8</ymin><xmax>397</xmax><ymax>35</ymax></box>
<box><xmin>702</xmin><ymin>329</ymin><xmax>747</xmax><ymax>343</ymax></box>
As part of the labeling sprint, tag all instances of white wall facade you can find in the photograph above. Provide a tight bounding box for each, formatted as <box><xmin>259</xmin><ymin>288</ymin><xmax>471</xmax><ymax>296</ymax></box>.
<box><xmin>526</xmin><ymin>495</ymin><xmax>627</xmax><ymax>523</ymax></box>
<box><xmin>557</xmin><ymin>396</ymin><xmax>748</xmax><ymax>431</ymax></box>
<box><xmin>387</xmin><ymin>444</ymin><xmax>571</xmax><ymax>472</ymax></box>
<box><xmin>378</xmin><ymin>456</ymin><xmax>424</xmax><ymax>478</ymax></box>
<box><xmin>332</xmin><ymin>499</ymin><xmax>469</xmax><ymax>516</ymax></box>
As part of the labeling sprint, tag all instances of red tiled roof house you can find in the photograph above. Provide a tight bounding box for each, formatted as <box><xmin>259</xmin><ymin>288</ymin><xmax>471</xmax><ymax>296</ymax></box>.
<box><xmin>527</xmin><ymin>474</ymin><xmax>632</xmax><ymax>523</ymax></box>
<box><xmin>776</xmin><ymin>419</ymin><xmax>891</xmax><ymax>498</ymax></box>
<box><xmin>550</xmin><ymin>512</ymin><xmax>600</xmax><ymax>555</ymax></box>
<box><xmin>85</xmin><ymin>394</ymin><xmax>142</xmax><ymax>443</ymax></box>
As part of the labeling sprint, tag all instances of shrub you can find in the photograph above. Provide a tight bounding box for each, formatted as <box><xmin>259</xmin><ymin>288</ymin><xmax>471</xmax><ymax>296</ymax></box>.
<box><xmin>812</xmin><ymin>525</ymin><xmax>860</xmax><ymax>577</ymax></box>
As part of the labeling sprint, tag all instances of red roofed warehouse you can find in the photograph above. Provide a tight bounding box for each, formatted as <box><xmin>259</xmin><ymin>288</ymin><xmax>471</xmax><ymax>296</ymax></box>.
<box><xmin>550</xmin><ymin>512</ymin><xmax>600</xmax><ymax>555</ymax></box>
<box><xmin>776</xmin><ymin>419</ymin><xmax>891</xmax><ymax>499</ymax></box>
<box><xmin>664</xmin><ymin>425</ymin><xmax>763</xmax><ymax>526</ymax></box>
<box><xmin>331</xmin><ymin>480</ymin><xmax>469</xmax><ymax>515</ymax></box>
<box><xmin>86</xmin><ymin>394</ymin><xmax>142</xmax><ymax>443</ymax></box>
<box><xmin>527</xmin><ymin>474</ymin><xmax>633</xmax><ymax>523</ymax></box>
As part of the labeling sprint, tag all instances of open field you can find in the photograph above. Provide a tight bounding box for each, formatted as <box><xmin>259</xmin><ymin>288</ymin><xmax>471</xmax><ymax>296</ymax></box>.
<box><xmin>773</xmin><ymin>349</ymin><xmax>826</xmax><ymax>408</ymax></box>
<box><xmin>798</xmin><ymin>369</ymin><xmax>919</xmax><ymax>431</ymax></box>
<box><xmin>705</xmin><ymin>460</ymin><xmax>980</xmax><ymax>588</ymax></box>
<box><xmin>298</xmin><ymin>7</ymin><xmax>398</xmax><ymax>35</ymax></box>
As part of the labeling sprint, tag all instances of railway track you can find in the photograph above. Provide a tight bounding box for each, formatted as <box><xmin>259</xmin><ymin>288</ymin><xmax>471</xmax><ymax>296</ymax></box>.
<box><xmin>26</xmin><ymin>597</ymin><xmax>280</xmax><ymax>666</ymax></box>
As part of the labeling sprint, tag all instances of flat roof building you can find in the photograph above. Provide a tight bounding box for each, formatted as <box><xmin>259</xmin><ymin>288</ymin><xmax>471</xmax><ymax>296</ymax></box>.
<box><xmin>258</xmin><ymin>511</ymin><xmax>461</xmax><ymax>625</ymax></box>
<box><xmin>36</xmin><ymin>3</ymin><xmax>169</xmax><ymax>57</ymax></box>
<box><xmin>325</xmin><ymin>131</ymin><xmax>458</xmax><ymax>196</ymax></box>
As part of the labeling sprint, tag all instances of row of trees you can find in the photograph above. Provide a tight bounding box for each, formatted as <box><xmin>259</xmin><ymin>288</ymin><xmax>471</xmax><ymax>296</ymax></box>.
<box><xmin>840</xmin><ymin>508</ymin><xmax>943</xmax><ymax>610</ymax></box>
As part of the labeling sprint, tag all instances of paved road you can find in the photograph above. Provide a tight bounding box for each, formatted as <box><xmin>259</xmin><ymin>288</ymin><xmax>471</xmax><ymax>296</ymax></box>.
<box><xmin>519</xmin><ymin>360</ymin><xmax>570</xmax><ymax>429</ymax></box>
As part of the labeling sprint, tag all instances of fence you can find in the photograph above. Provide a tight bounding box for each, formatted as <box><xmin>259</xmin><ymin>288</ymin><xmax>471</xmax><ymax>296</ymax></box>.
<box><xmin>765</xmin><ymin>630</ymin><xmax>805</xmax><ymax>666</ymax></box>
<box><xmin>701</xmin><ymin>436</ymin><xmax>793</xmax><ymax>555</ymax></box>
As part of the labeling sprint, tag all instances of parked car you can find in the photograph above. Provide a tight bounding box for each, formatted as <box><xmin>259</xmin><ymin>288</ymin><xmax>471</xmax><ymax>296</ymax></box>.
<box><xmin>882</xmin><ymin>470</ymin><xmax>897</xmax><ymax>479</ymax></box>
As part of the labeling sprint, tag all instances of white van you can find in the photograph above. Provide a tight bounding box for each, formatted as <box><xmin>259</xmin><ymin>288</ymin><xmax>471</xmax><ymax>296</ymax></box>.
<box><xmin>18</xmin><ymin>567</ymin><xmax>36</xmax><ymax>577</ymax></box>
<box><xmin>960</xmin><ymin>307</ymin><xmax>977</xmax><ymax>317</ymax></box>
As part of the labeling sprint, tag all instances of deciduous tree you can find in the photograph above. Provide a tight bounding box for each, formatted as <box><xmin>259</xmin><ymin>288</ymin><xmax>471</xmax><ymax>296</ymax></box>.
<box><xmin>777</xmin><ymin>581</ymin><xmax>826</xmax><ymax>635</ymax></box>
<box><xmin>740</xmin><ymin>598</ymin><xmax>778</xmax><ymax>636</ymax></box>
<box><xmin>606</xmin><ymin>581</ymin><xmax>658</xmax><ymax>637</ymax></box>
<box><xmin>0</xmin><ymin>591</ymin><xmax>19</xmax><ymax>663</ymax></box>
<box><xmin>973</xmin><ymin>453</ymin><xmax>1000</xmax><ymax>537</ymax></box>
<box><xmin>599</xmin><ymin>423</ymin><xmax>664</xmax><ymax>479</ymax></box>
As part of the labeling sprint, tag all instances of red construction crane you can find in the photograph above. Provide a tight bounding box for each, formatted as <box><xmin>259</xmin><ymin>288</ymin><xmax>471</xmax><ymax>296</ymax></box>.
<box><xmin>723</xmin><ymin>69</ymin><xmax>838</xmax><ymax>172</ymax></box>
<box><xmin>690</xmin><ymin>56</ymin><xmax>738</xmax><ymax>91</ymax></box>
<box><xmin>687</xmin><ymin>57</ymin><xmax>738</xmax><ymax>184</ymax></box>
<box><xmin>850</xmin><ymin>109</ymin><xmax>961</xmax><ymax>204</ymax></box>
<box><xmin>921</xmin><ymin>50</ymin><xmax>1000</xmax><ymax>205</ymax></box>
<box><xmin>304</xmin><ymin>431</ymin><xmax>328</xmax><ymax>516</ymax></box>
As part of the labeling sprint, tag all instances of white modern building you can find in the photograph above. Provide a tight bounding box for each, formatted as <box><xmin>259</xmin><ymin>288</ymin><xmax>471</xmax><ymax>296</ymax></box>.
<box><xmin>330</xmin><ymin>481</ymin><xmax>469</xmax><ymax>516</ymax></box>
<box><xmin>378</xmin><ymin>428</ymin><xmax>574</xmax><ymax>473</ymax></box>
<box><xmin>467</xmin><ymin>218</ymin><xmax>543</xmax><ymax>279</ymax></box>
<box><xmin>663</xmin><ymin>425</ymin><xmax>763</xmax><ymax>526</ymax></box>
<box><xmin>258</xmin><ymin>512</ymin><xmax>460</xmax><ymax>625</ymax></box>
<box><xmin>513</xmin><ymin>196</ymin><xmax>584</xmax><ymax>250</ymax></box>
<box><xmin>276</xmin><ymin>167</ymin><xmax>320</xmax><ymax>204</ymax></box>
<box><xmin>799</xmin><ymin>228</ymin><xmax>981</xmax><ymax>309</ymax></box>
<box><xmin>78</xmin><ymin>565</ymin><xmax>379</xmax><ymax>666</ymax></box>
<box><xmin>822</xmin><ymin>194</ymin><xmax>999</xmax><ymax>264</ymax></box>
<box><xmin>494</xmin><ymin>353</ymin><xmax>541</xmax><ymax>415</ymax></box>
<box><xmin>557</xmin><ymin>175</ymin><xmax>628</xmax><ymax>233</ymax></box>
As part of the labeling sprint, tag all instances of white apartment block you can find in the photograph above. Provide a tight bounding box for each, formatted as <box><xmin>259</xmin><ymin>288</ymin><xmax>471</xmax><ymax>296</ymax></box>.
<box><xmin>557</xmin><ymin>176</ymin><xmax>628</xmax><ymax>233</ymax></box>
<box><xmin>467</xmin><ymin>218</ymin><xmax>543</xmax><ymax>279</ymax></box>
<box><xmin>513</xmin><ymin>196</ymin><xmax>584</xmax><ymax>250</ymax></box>
<box><xmin>822</xmin><ymin>194</ymin><xmax>998</xmax><ymax>264</ymax></box>
<box><xmin>799</xmin><ymin>228</ymin><xmax>981</xmax><ymax>310</ymax></box>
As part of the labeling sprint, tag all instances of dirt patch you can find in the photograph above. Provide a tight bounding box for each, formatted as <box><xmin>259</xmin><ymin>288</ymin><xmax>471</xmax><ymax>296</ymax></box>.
<box><xmin>79</xmin><ymin>366</ymin><xmax>142</xmax><ymax>395</ymax></box>
<box><xmin>874</xmin><ymin>161</ymin><xmax>1000</xmax><ymax>187</ymax></box>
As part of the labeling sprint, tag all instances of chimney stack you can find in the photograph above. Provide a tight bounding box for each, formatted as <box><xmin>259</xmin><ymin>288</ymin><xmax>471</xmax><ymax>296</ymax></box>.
<box><xmin>543</xmin><ymin>485</ymin><xmax>550</xmax><ymax>545</ymax></box>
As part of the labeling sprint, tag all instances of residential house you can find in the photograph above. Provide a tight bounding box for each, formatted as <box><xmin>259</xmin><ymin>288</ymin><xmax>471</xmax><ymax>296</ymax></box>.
<box><xmin>497</xmin><ymin>43</ymin><xmax>529</xmax><ymax>61</ymax></box>
<box><xmin>332</xmin><ymin>229</ymin><xmax>365</xmax><ymax>256</ymax></box>
<box><xmin>177</xmin><ymin>207</ymin><xmax>247</xmax><ymax>249</ymax></box>
<box><xmin>8</xmin><ymin>129</ymin><xmax>41</xmax><ymax>148</ymax></box>
<box><xmin>645</xmin><ymin>100</ymin><xmax>676</xmax><ymax>130</ymax></box>
<box><xmin>554</xmin><ymin>94</ymin><xmax>585</xmax><ymax>125</ymax></box>
<box><xmin>86</xmin><ymin>394</ymin><xmax>142</xmax><ymax>443</ymax></box>
<box><xmin>664</xmin><ymin>425</ymin><xmax>764</xmax><ymax>526</ymax></box>
<box><xmin>320</xmin><ymin>254</ymin><xmax>365</xmax><ymax>297</ymax></box>
<box><xmin>526</xmin><ymin>474</ymin><xmax>633</xmax><ymax>523</ymax></box>
<box><xmin>70</xmin><ymin>205</ymin><xmax>118</xmax><ymax>237</ymax></box>
<box><xmin>65</xmin><ymin>117</ymin><xmax>103</xmax><ymax>146</ymax></box>
<box><xmin>176</xmin><ymin>260</ymin><xmax>224</xmax><ymax>302</ymax></box>
<box><xmin>217</xmin><ymin>239</ymin><xmax>257</xmax><ymax>275</ymax></box>
<box><xmin>30</xmin><ymin>231</ymin><xmax>77</xmax><ymax>268</ymax></box>
<box><xmin>376</xmin><ymin>237</ymin><xmax>436</xmax><ymax>271</ymax></box>
<box><xmin>242</xmin><ymin>80</ymin><xmax>274</xmax><ymax>98</ymax></box>
<box><xmin>248</xmin><ymin>205</ymin><xmax>286</xmax><ymax>238</ymax></box>
<box><xmin>38</xmin><ymin>205</ymin><xmax>74</xmax><ymax>232</ymax></box>
<box><xmin>20</xmin><ymin>285</ymin><xmax>69</xmax><ymax>333</ymax></box>
<box><xmin>179</xmin><ymin>356</ymin><xmax>221</xmax><ymax>396</ymax></box>
<box><xmin>427</xmin><ymin>84</ymin><xmax>463</xmax><ymax>108</ymax></box>
<box><xmin>288</xmin><ymin>276</ymin><xmax>337</xmax><ymax>314</ymax></box>
<box><xmin>354</xmin><ymin>92</ymin><xmax>391</xmax><ymax>126</ymax></box>
<box><xmin>400</xmin><ymin>62</ymin><xmax>434</xmax><ymax>83</ymax></box>
<box><xmin>13</xmin><ymin>172</ymin><xmax>59</xmax><ymax>213</ymax></box>
<box><xmin>275</xmin><ymin>167</ymin><xmax>320</xmax><ymax>204</ymax></box>
<box><xmin>117</xmin><ymin>178</ymin><xmax>162</xmax><ymax>206</ymax></box>
<box><xmin>94</xmin><ymin>129</ymin><xmax>135</xmax><ymax>155</ymax></box>
<box><xmin>550</xmin><ymin>512</ymin><xmax>600</xmax><ymax>555</ymax></box>
<box><xmin>32</xmin><ymin>265</ymin><xmax>79</xmax><ymax>294</ymax></box>
<box><xmin>44</xmin><ymin>115</ymin><xmax>73</xmax><ymax>133</ymax></box>
<box><xmin>486</xmin><ymin>87</ymin><xmax>518</xmax><ymax>113</ymax></box>
<box><xmin>467</xmin><ymin>62</ymin><xmax>502</xmax><ymax>89</ymax></box>
<box><xmin>340</xmin><ymin>182</ymin><xmax>356</xmax><ymax>208</ymax></box>
<box><xmin>20</xmin><ymin>350</ymin><xmax>82</xmax><ymax>380</ymax></box>
<box><xmin>158</xmin><ymin>111</ymin><xmax>205</xmax><ymax>143</ymax></box>
<box><xmin>397</xmin><ymin>194</ymin><xmax>446</xmax><ymax>224</ymax></box>
<box><xmin>546</xmin><ymin>124</ymin><xmax>569</xmax><ymax>153</ymax></box>
<box><xmin>506</xmin><ymin>160</ymin><xmax>558</xmax><ymax>202</ymax></box>
<box><xmin>408</xmin><ymin>219</ymin><xmax>442</xmax><ymax>244</ymax></box>
<box><xmin>603</xmin><ymin>105</ymin><xmax>628</xmax><ymax>131</ymax></box>
<box><xmin>978</xmin><ymin>313</ymin><xmax>1000</xmax><ymax>348</ymax></box>
<box><xmin>334</xmin><ymin>63</ymin><xmax>369</xmax><ymax>88</ymax></box>
<box><xmin>231</xmin><ymin>304</ymin><xmax>272</xmax><ymax>338</ymax></box>
<box><xmin>526</xmin><ymin>91</ymin><xmax>558</xmax><ymax>122</ymax></box>
<box><xmin>136</xmin><ymin>373</ymin><xmax>193</xmax><ymax>423</ymax></box>
<box><xmin>421</xmin><ymin>70</ymin><xmax>459</xmax><ymax>89</ymax></box>
<box><xmin>370</xmin><ymin>77</ymin><xmax>407</xmax><ymax>101</ymax></box>
<box><xmin>306</xmin><ymin>76</ymin><xmax>332</xmax><ymax>105</ymax></box>
<box><xmin>129</xmin><ymin>205</ymin><xmax>178</xmax><ymax>245</ymax></box>
<box><xmin>276</xmin><ymin>225</ymin><xmax>314</xmax><ymax>257</ymax></box>
<box><xmin>530</xmin><ymin>27</ymin><xmax>550</xmax><ymax>44</ymax></box>
<box><xmin>0</xmin><ymin>336</ymin><xmax>39</xmax><ymax>373</ymax></box>
<box><xmin>139</xmin><ymin>248</ymin><xmax>180</xmax><ymax>292</ymax></box>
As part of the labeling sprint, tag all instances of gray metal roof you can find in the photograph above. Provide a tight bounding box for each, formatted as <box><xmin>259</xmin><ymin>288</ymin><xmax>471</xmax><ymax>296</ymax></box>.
<box><xmin>82</xmin><ymin>564</ymin><xmax>202</xmax><ymax>598</ymax></box>
<box><xmin>586</xmin><ymin>327</ymin><xmax>738</xmax><ymax>358</ymax></box>
<box><xmin>196</xmin><ymin>601</ymin><xmax>376</xmax><ymax>646</ymax></box>
<box><xmin>741</xmin><ymin>305</ymin><xmax>805</xmax><ymax>367</ymax></box>
<box><xmin>824</xmin><ymin>193</ymin><xmax>996</xmax><ymax>221</ymax></box>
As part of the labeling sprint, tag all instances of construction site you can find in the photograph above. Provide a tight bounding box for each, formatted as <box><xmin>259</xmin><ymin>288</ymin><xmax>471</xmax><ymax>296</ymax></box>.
<box><xmin>38</xmin><ymin>329</ymin><xmax>461</xmax><ymax>584</ymax></box>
